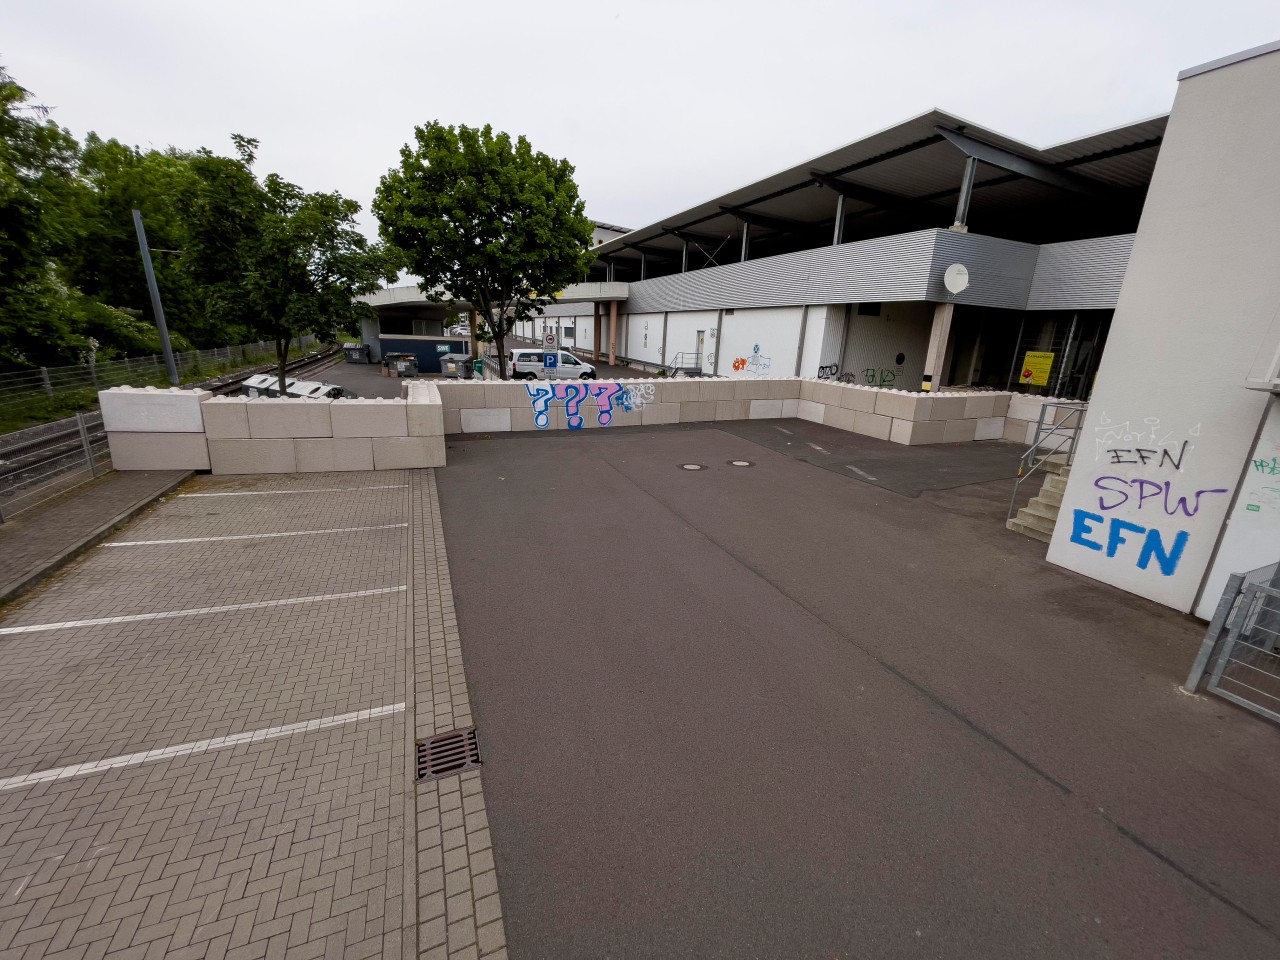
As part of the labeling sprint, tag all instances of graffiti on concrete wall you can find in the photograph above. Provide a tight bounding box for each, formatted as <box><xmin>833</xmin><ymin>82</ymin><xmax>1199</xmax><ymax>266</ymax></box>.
<box><xmin>817</xmin><ymin>364</ymin><xmax>840</xmax><ymax>380</ymax></box>
<box><xmin>862</xmin><ymin>367</ymin><xmax>897</xmax><ymax>388</ymax></box>
<box><xmin>732</xmin><ymin>344</ymin><xmax>772</xmax><ymax>376</ymax></box>
<box><xmin>525</xmin><ymin>381</ymin><xmax>655</xmax><ymax>430</ymax></box>
<box><xmin>1066</xmin><ymin>413</ymin><xmax>1229</xmax><ymax>577</ymax></box>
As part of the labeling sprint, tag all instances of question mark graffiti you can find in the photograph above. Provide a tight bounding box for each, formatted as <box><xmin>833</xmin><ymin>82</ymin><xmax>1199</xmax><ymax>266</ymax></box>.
<box><xmin>555</xmin><ymin>382</ymin><xmax>587</xmax><ymax>429</ymax></box>
<box><xmin>587</xmin><ymin>382</ymin><xmax>623</xmax><ymax>424</ymax></box>
<box><xmin>526</xmin><ymin>383</ymin><xmax>554</xmax><ymax>429</ymax></box>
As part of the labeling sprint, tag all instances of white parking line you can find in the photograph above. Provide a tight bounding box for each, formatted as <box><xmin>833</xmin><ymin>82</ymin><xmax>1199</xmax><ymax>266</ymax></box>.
<box><xmin>773</xmin><ymin>426</ymin><xmax>793</xmax><ymax>435</ymax></box>
<box><xmin>845</xmin><ymin>464</ymin><xmax>879</xmax><ymax>481</ymax></box>
<box><xmin>807</xmin><ymin>442</ymin><xmax>830</xmax><ymax>454</ymax></box>
<box><xmin>0</xmin><ymin>703</ymin><xmax>406</xmax><ymax>793</ymax></box>
<box><xmin>0</xmin><ymin>586</ymin><xmax>406</xmax><ymax>636</ymax></box>
<box><xmin>105</xmin><ymin>523</ymin><xmax>407</xmax><ymax>547</ymax></box>
<box><xmin>179</xmin><ymin>484</ymin><xmax>407</xmax><ymax>498</ymax></box>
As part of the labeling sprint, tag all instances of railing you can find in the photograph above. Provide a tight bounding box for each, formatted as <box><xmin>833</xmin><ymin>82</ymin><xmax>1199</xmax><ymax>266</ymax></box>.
<box><xmin>0</xmin><ymin>336</ymin><xmax>316</xmax><ymax>427</ymax></box>
<box><xmin>0</xmin><ymin>411</ymin><xmax>111</xmax><ymax>522</ymax></box>
<box><xmin>663</xmin><ymin>352</ymin><xmax>703</xmax><ymax>376</ymax></box>
<box><xmin>1185</xmin><ymin>561</ymin><xmax>1280</xmax><ymax>704</ymax></box>
<box><xmin>1006</xmin><ymin>401</ymin><xmax>1087</xmax><ymax>521</ymax></box>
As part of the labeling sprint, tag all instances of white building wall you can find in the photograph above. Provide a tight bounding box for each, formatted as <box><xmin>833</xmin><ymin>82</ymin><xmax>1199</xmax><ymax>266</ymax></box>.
<box><xmin>797</xmin><ymin>305</ymin><xmax>846</xmax><ymax>377</ymax></box>
<box><xmin>839</xmin><ymin>301</ymin><xmax>933</xmax><ymax>390</ymax></box>
<box><xmin>1045</xmin><ymin>46</ymin><xmax>1280</xmax><ymax>614</ymax></box>
<box><xmin>623</xmin><ymin>313</ymin><xmax>664</xmax><ymax>366</ymax></box>
<box><xmin>717</xmin><ymin>306</ymin><xmax>804</xmax><ymax>379</ymax></box>
<box><xmin>662</xmin><ymin>310</ymin><xmax>720</xmax><ymax>371</ymax></box>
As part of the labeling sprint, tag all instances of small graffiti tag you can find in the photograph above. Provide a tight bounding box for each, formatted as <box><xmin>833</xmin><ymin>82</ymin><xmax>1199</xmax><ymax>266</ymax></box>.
<box><xmin>817</xmin><ymin>364</ymin><xmax>839</xmax><ymax>381</ymax></box>
<box><xmin>526</xmin><ymin>381</ymin><xmax>654</xmax><ymax>430</ymax></box>
<box><xmin>862</xmin><ymin>367</ymin><xmax>896</xmax><ymax>388</ymax></box>
<box><xmin>1253</xmin><ymin>457</ymin><xmax>1280</xmax><ymax>476</ymax></box>
<box><xmin>731</xmin><ymin>344</ymin><xmax>772</xmax><ymax>377</ymax></box>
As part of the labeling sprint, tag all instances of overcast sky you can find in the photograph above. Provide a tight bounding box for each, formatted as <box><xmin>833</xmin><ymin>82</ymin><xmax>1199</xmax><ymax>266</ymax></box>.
<box><xmin>8</xmin><ymin>0</ymin><xmax>1280</xmax><ymax>239</ymax></box>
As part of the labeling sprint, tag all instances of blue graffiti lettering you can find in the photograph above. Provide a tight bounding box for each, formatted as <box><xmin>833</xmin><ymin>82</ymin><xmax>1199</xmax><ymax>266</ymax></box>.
<box><xmin>1068</xmin><ymin>509</ymin><xmax>1189</xmax><ymax>577</ymax></box>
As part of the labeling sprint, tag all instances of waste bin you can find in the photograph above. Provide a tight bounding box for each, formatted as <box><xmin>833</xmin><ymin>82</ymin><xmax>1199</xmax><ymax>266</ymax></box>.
<box><xmin>343</xmin><ymin>343</ymin><xmax>370</xmax><ymax>363</ymax></box>
<box><xmin>472</xmin><ymin>358</ymin><xmax>484</xmax><ymax>378</ymax></box>
<box><xmin>439</xmin><ymin>353</ymin><xmax>470</xmax><ymax>378</ymax></box>
<box><xmin>381</xmin><ymin>352</ymin><xmax>417</xmax><ymax>377</ymax></box>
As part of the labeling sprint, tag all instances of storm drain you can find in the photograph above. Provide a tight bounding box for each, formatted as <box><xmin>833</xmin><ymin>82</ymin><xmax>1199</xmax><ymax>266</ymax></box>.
<box><xmin>416</xmin><ymin>727</ymin><xmax>482</xmax><ymax>781</ymax></box>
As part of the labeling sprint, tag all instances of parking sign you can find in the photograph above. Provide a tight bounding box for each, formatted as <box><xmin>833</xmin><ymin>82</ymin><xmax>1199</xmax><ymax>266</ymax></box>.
<box><xmin>543</xmin><ymin>353</ymin><xmax>558</xmax><ymax>369</ymax></box>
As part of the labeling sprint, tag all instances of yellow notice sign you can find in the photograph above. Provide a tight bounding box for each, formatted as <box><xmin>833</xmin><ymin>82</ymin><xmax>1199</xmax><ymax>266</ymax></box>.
<box><xmin>1020</xmin><ymin>351</ymin><xmax>1054</xmax><ymax>387</ymax></box>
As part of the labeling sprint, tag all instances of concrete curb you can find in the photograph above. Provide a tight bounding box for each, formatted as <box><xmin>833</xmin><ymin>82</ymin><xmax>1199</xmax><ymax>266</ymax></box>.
<box><xmin>0</xmin><ymin>470</ymin><xmax>194</xmax><ymax>606</ymax></box>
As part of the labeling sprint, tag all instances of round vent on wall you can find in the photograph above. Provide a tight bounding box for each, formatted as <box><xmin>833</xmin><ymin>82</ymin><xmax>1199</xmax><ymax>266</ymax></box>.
<box><xmin>944</xmin><ymin>263</ymin><xmax>970</xmax><ymax>294</ymax></box>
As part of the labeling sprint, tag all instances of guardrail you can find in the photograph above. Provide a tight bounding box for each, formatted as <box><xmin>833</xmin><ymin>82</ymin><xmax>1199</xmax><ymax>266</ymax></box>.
<box><xmin>0</xmin><ymin>411</ymin><xmax>111</xmax><ymax>522</ymax></box>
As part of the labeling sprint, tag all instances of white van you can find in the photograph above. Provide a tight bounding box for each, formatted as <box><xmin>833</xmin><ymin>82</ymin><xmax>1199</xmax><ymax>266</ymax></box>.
<box><xmin>508</xmin><ymin>348</ymin><xmax>597</xmax><ymax>380</ymax></box>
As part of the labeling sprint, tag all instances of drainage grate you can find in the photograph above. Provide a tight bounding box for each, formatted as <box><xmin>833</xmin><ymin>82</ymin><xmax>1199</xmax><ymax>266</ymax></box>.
<box><xmin>416</xmin><ymin>728</ymin><xmax>481</xmax><ymax>781</ymax></box>
<box><xmin>727</xmin><ymin>459</ymin><xmax>754</xmax><ymax>467</ymax></box>
<box><xmin>679</xmin><ymin>463</ymin><xmax>706</xmax><ymax>471</ymax></box>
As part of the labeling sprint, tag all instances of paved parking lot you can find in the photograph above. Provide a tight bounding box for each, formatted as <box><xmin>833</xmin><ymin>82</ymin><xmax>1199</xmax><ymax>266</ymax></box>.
<box><xmin>438</xmin><ymin>421</ymin><xmax>1280</xmax><ymax>960</ymax></box>
<box><xmin>0</xmin><ymin>472</ymin><xmax>505</xmax><ymax>960</ymax></box>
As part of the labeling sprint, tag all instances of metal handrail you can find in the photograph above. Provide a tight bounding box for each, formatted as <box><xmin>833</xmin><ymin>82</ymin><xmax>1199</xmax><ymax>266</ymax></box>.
<box><xmin>1006</xmin><ymin>401</ymin><xmax>1087</xmax><ymax>521</ymax></box>
<box><xmin>664</xmin><ymin>352</ymin><xmax>703</xmax><ymax>377</ymax></box>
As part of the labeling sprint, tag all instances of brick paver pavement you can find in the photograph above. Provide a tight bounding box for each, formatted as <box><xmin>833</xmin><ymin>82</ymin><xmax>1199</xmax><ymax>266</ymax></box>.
<box><xmin>0</xmin><ymin>470</ymin><xmax>507</xmax><ymax>959</ymax></box>
<box><xmin>0</xmin><ymin>470</ymin><xmax>190</xmax><ymax>603</ymax></box>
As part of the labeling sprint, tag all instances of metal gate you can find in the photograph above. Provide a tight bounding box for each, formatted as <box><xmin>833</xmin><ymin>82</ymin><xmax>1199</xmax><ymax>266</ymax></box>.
<box><xmin>1187</xmin><ymin>561</ymin><xmax>1280</xmax><ymax>724</ymax></box>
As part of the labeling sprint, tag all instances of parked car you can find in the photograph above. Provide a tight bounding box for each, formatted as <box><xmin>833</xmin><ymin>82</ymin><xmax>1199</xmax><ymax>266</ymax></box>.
<box><xmin>508</xmin><ymin>348</ymin><xmax>597</xmax><ymax>380</ymax></box>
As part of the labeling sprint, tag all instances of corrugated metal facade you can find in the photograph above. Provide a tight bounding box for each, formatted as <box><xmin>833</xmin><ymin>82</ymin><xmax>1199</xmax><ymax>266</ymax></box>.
<box><xmin>839</xmin><ymin>302</ymin><xmax>933</xmax><ymax>390</ymax></box>
<box><xmin>621</xmin><ymin>228</ymin><xmax>1133</xmax><ymax>314</ymax></box>
<box><xmin>1026</xmin><ymin>234</ymin><xmax>1135</xmax><ymax>310</ymax></box>
<box><xmin>623</xmin><ymin>230</ymin><xmax>937</xmax><ymax>312</ymax></box>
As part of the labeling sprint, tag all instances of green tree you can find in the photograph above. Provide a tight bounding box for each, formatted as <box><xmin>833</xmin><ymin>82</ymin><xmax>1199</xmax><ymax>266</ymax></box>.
<box><xmin>0</xmin><ymin>65</ymin><xmax>85</xmax><ymax>367</ymax></box>
<box><xmin>184</xmin><ymin>136</ymin><xmax>399</xmax><ymax>391</ymax></box>
<box><xmin>373</xmin><ymin>122</ymin><xmax>595</xmax><ymax>380</ymax></box>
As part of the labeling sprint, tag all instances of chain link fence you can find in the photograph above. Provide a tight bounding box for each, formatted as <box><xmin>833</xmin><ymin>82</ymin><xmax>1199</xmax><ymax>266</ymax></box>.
<box><xmin>0</xmin><ymin>411</ymin><xmax>112</xmax><ymax>522</ymax></box>
<box><xmin>0</xmin><ymin>337</ymin><xmax>316</xmax><ymax>433</ymax></box>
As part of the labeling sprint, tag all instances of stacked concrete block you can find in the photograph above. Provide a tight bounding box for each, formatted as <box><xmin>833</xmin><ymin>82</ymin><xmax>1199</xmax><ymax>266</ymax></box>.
<box><xmin>331</xmin><ymin>398</ymin><xmax>408</xmax><ymax>438</ymax></box>
<box><xmin>749</xmin><ymin>399</ymin><xmax>784</xmax><ymax>419</ymax></box>
<box><xmin>101</xmin><ymin>386</ymin><xmax>212</xmax><ymax>470</ymax></box>
<box><xmin>661</xmin><ymin>380</ymin><xmax>702</xmax><ymax>402</ymax></box>
<box><xmin>975</xmin><ymin>417</ymin><xmax>1006</xmax><ymax>441</ymax></box>
<box><xmin>208</xmin><ymin>439</ymin><xmax>296</xmax><ymax>474</ymax></box>
<box><xmin>372</xmin><ymin>436</ymin><xmax>446</xmax><ymax>469</ymax></box>
<box><xmin>642</xmin><ymin>402</ymin><xmax>681</xmax><ymax>425</ymax></box>
<box><xmin>295</xmin><ymin>438</ymin><xmax>375</xmax><ymax>472</ymax></box>
<box><xmin>798</xmin><ymin>399</ymin><xmax>825</xmax><ymax>423</ymax></box>
<box><xmin>106</xmin><ymin>432</ymin><xmax>212</xmax><ymax>471</ymax></box>
<box><xmin>246</xmin><ymin>397</ymin><xmax>332</xmax><ymax>438</ymax></box>
<box><xmin>768</xmin><ymin>378</ymin><xmax>802</xmax><ymax>400</ymax></box>
<box><xmin>890</xmin><ymin>418</ymin><xmax>946</xmax><ymax>445</ymax></box>
<box><xmin>680</xmin><ymin>400</ymin><xmax>716</xmax><ymax>422</ymax></box>
<box><xmin>853</xmin><ymin>410</ymin><xmax>893</xmax><ymax>440</ymax></box>
<box><xmin>781</xmin><ymin>398</ymin><xmax>799</xmax><ymax>418</ymax></box>
<box><xmin>201</xmin><ymin>396</ymin><xmax>251</xmax><ymax>439</ymax></box>
<box><xmin>404</xmin><ymin>380</ymin><xmax>446</xmax><ymax>438</ymax></box>
<box><xmin>460</xmin><ymin>408</ymin><xmax>512</xmax><ymax>433</ymax></box>
<box><xmin>874</xmin><ymin>390</ymin><xmax>932</xmax><ymax>421</ymax></box>
<box><xmin>835</xmin><ymin>385</ymin><xmax>879</xmax><ymax>413</ymax></box>
<box><xmin>823</xmin><ymin>405</ymin><xmax>857</xmax><ymax>432</ymax></box>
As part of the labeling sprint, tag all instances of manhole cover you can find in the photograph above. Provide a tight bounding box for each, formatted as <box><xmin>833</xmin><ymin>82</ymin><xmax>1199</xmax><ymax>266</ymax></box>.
<box><xmin>416</xmin><ymin>728</ymin><xmax>481</xmax><ymax>781</ymax></box>
<box><xmin>679</xmin><ymin>463</ymin><xmax>706</xmax><ymax>471</ymax></box>
<box><xmin>728</xmin><ymin>460</ymin><xmax>754</xmax><ymax>467</ymax></box>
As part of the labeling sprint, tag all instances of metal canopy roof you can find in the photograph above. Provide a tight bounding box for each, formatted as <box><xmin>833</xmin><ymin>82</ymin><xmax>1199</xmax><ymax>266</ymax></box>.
<box><xmin>593</xmin><ymin>109</ymin><xmax>1167</xmax><ymax>267</ymax></box>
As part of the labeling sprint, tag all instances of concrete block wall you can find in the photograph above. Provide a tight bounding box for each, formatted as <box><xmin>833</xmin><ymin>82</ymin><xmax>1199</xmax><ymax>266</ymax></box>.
<box><xmin>435</xmin><ymin>376</ymin><xmax>1068</xmax><ymax>447</ymax></box>
<box><xmin>101</xmin><ymin>384</ymin><xmax>446</xmax><ymax>474</ymax></box>
<box><xmin>103</xmin><ymin>386</ymin><xmax>213</xmax><ymax>470</ymax></box>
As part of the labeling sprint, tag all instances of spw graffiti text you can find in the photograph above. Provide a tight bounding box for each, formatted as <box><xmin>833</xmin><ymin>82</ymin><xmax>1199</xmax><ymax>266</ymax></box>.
<box><xmin>1093</xmin><ymin>476</ymin><xmax>1229</xmax><ymax>516</ymax></box>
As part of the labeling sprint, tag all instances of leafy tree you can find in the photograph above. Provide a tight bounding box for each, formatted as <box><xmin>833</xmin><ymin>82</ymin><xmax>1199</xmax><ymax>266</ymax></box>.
<box><xmin>183</xmin><ymin>137</ymin><xmax>399</xmax><ymax>391</ymax></box>
<box><xmin>0</xmin><ymin>65</ymin><xmax>85</xmax><ymax>367</ymax></box>
<box><xmin>373</xmin><ymin>122</ymin><xmax>595</xmax><ymax>380</ymax></box>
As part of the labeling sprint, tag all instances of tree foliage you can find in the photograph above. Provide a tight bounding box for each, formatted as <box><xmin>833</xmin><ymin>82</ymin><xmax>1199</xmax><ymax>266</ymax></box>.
<box><xmin>0</xmin><ymin>66</ymin><xmax>398</xmax><ymax>385</ymax></box>
<box><xmin>373</xmin><ymin>122</ymin><xmax>595</xmax><ymax>379</ymax></box>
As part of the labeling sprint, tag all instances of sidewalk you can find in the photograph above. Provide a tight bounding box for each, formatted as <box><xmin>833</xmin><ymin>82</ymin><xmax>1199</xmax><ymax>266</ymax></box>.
<box><xmin>0</xmin><ymin>468</ymin><xmax>191</xmax><ymax>603</ymax></box>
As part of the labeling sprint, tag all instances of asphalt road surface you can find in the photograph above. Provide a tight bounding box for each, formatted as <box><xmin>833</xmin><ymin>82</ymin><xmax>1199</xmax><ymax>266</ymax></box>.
<box><xmin>436</xmin><ymin>421</ymin><xmax>1280</xmax><ymax>960</ymax></box>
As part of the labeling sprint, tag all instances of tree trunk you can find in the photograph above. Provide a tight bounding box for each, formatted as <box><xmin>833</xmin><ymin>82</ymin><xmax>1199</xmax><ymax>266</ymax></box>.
<box><xmin>276</xmin><ymin>337</ymin><xmax>290</xmax><ymax>394</ymax></box>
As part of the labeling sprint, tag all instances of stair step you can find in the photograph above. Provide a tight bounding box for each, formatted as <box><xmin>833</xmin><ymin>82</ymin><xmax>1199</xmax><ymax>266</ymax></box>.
<box><xmin>1035</xmin><ymin>487</ymin><xmax>1064</xmax><ymax>507</ymax></box>
<box><xmin>1043</xmin><ymin>473</ymin><xmax>1070</xmax><ymax>493</ymax></box>
<box><xmin>1024</xmin><ymin>498</ymin><xmax>1061</xmax><ymax>522</ymax></box>
<box><xmin>1014</xmin><ymin>508</ymin><xmax>1057</xmax><ymax>534</ymax></box>
<box><xmin>1006</xmin><ymin>518</ymin><xmax>1053</xmax><ymax>543</ymax></box>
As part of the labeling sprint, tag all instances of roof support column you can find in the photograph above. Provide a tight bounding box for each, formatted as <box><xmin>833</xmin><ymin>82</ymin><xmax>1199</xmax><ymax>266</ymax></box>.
<box><xmin>608</xmin><ymin>299</ymin><xmax>618</xmax><ymax>366</ymax></box>
<box><xmin>593</xmin><ymin>302</ymin><xmax>602</xmax><ymax>362</ymax></box>
<box><xmin>740</xmin><ymin>222</ymin><xmax>749</xmax><ymax>262</ymax></box>
<box><xmin>607</xmin><ymin>260</ymin><xmax>615</xmax><ymax>282</ymax></box>
<box><xmin>922</xmin><ymin>302</ymin><xmax>955</xmax><ymax>392</ymax></box>
<box><xmin>681</xmin><ymin>241</ymin><xmax>688</xmax><ymax>273</ymax></box>
<box><xmin>953</xmin><ymin>156</ymin><xmax>978</xmax><ymax>229</ymax></box>
<box><xmin>640</xmin><ymin>253</ymin><xmax>647</xmax><ymax>281</ymax></box>
<box><xmin>832</xmin><ymin>194</ymin><xmax>845</xmax><ymax>245</ymax></box>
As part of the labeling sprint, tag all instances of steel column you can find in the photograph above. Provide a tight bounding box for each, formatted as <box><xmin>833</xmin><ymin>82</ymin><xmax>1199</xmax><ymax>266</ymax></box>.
<box><xmin>832</xmin><ymin>194</ymin><xmax>845</xmax><ymax>245</ymax></box>
<box><xmin>954</xmin><ymin>157</ymin><xmax>978</xmax><ymax>227</ymax></box>
<box><xmin>132</xmin><ymin>210</ymin><xmax>179</xmax><ymax>385</ymax></box>
<box><xmin>740</xmin><ymin>222</ymin><xmax>749</xmax><ymax>262</ymax></box>
<box><xmin>608</xmin><ymin>300</ymin><xmax>618</xmax><ymax>366</ymax></box>
<box><xmin>1005</xmin><ymin>316</ymin><xmax>1027</xmax><ymax>391</ymax></box>
<box><xmin>681</xmin><ymin>241</ymin><xmax>688</xmax><ymax>273</ymax></box>
<box><xmin>1054</xmin><ymin>313</ymin><xmax>1079</xmax><ymax>396</ymax></box>
<box><xmin>592</xmin><ymin>302</ymin><xmax>601</xmax><ymax>361</ymax></box>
